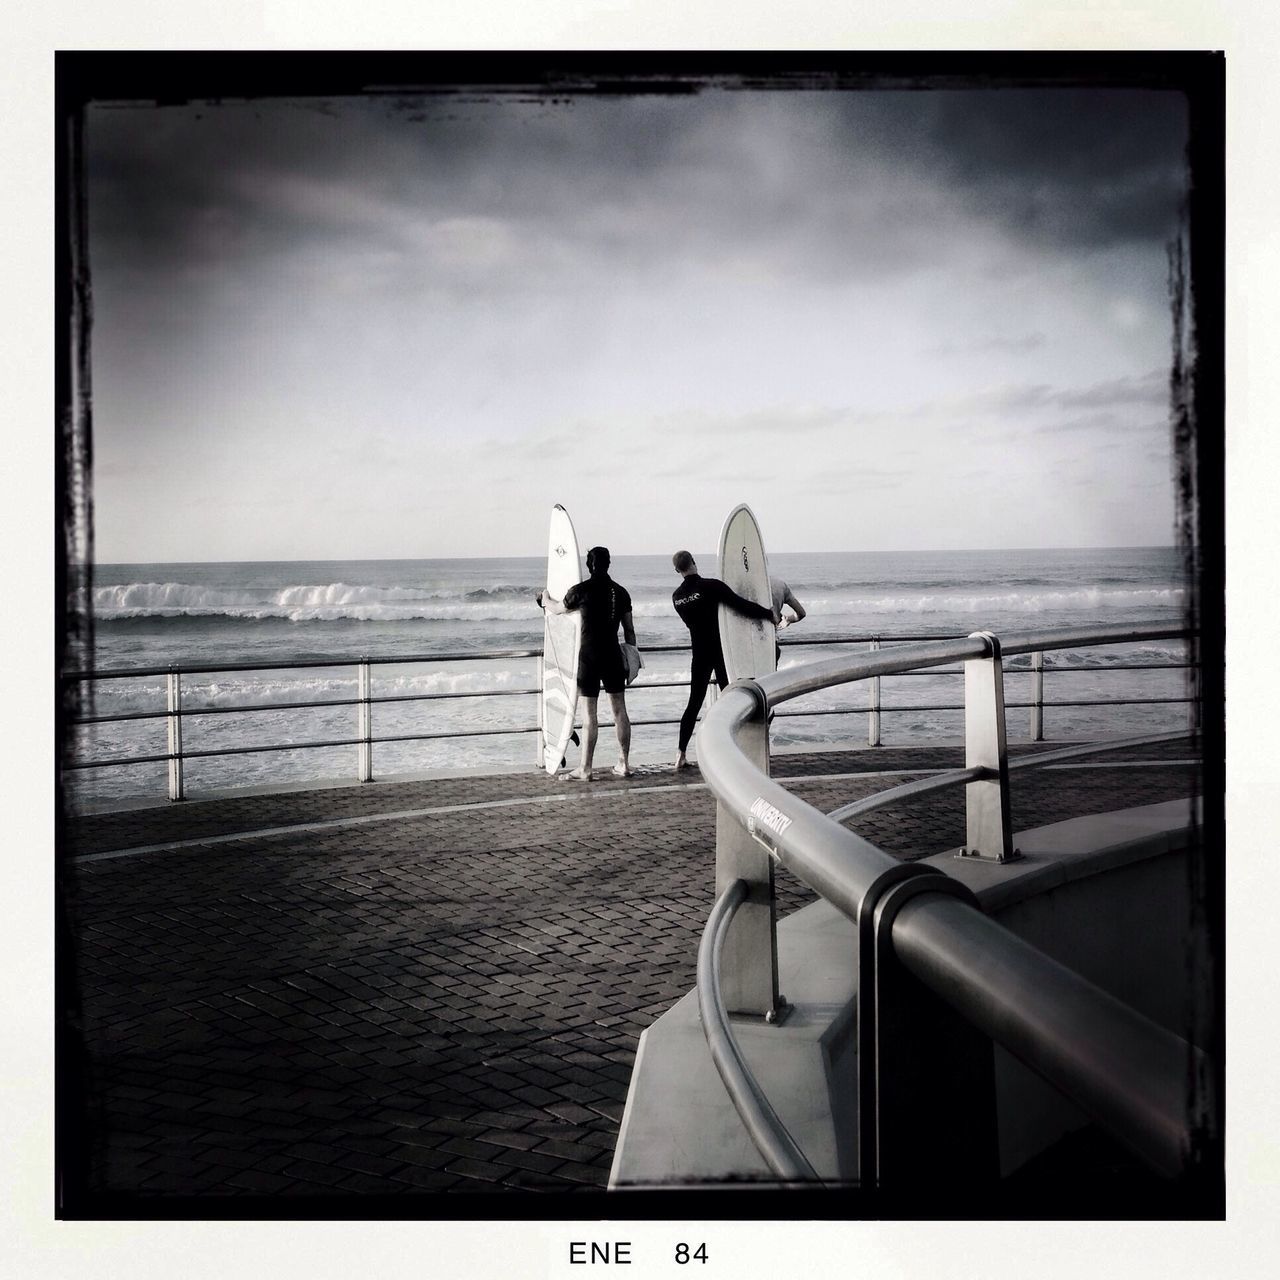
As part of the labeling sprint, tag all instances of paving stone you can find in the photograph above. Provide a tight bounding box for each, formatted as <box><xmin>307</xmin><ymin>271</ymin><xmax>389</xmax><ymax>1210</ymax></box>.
<box><xmin>333</xmin><ymin>1171</ymin><xmax>408</xmax><ymax>1195</ymax></box>
<box><xmin>443</xmin><ymin>1156</ymin><xmax>511</xmax><ymax>1184</ymax></box>
<box><xmin>281</xmin><ymin>1158</ymin><xmax>352</xmax><ymax>1187</ymax></box>
<box><xmin>62</xmin><ymin>742</ymin><xmax>1201</xmax><ymax>1203</ymax></box>
<box><xmin>224</xmin><ymin>1168</ymin><xmax>299</xmax><ymax>1194</ymax></box>
<box><xmin>476</xmin><ymin>1129</ymin><xmax>543</xmax><ymax>1152</ymax></box>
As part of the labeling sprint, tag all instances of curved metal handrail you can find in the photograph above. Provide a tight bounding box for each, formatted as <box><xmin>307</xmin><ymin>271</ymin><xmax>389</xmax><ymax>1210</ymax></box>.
<box><xmin>826</xmin><ymin>728</ymin><xmax>1194</xmax><ymax>825</ymax></box>
<box><xmin>695</xmin><ymin>624</ymin><xmax>1205</xmax><ymax>1181</ymax></box>
<box><xmin>695</xmin><ymin>880</ymin><xmax>820</xmax><ymax>1185</ymax></box>
<box><xmin>697</xmin><ymin>627</ymin><xmax>1194</xmax><ymax>920</ymax></box>
<box><xmin>889</xmin><ymin>891</ymin><xmax>1207</xmax><ymax>1179</ymax></box>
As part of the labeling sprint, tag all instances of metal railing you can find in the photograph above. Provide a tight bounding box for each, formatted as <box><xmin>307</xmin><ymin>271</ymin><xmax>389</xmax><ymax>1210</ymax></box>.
<box><xmin>694</xmin><ymin>623</ymin><xmax>1210</xmax><ymax>1188</ymax></box>
<box><xmin>61</xmin><ymin>627</ymin><xmax>1195</xmax><ymax>802</ymax></box>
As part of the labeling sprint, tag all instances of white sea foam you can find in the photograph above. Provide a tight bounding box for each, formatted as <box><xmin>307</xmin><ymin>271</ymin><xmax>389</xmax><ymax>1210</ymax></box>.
<box><xmin>90</xmin><ymin>577</ymin><xmax>1186</xmax><ymax>624</ymax></box>
<box><xmin>91</xmin><ymin>580</ymin><xmax>543</xmax><ymax>623</ymax></box>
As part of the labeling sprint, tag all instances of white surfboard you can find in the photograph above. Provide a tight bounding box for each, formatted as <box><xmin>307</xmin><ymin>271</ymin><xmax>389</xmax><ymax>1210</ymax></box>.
<box><xmin>542</xmin><ymin>504</ymin><xmax>583</xmax><ymax>774</ymax></box>
<box><xmin>717</xmin><ymin>503</ymin><xmax>776</xmax><ymax>684</ymax></box>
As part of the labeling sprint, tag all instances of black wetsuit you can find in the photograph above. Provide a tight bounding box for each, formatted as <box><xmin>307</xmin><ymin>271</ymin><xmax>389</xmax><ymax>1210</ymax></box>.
<box><xmin>672</xmin><ymin>574</ymin><xmax>773</xmax><ymax>752</ymax></box>
<box><xmin>564</xmin><ymin>574</ymin><xmax>632</xmax><ymax>696</ymax></box>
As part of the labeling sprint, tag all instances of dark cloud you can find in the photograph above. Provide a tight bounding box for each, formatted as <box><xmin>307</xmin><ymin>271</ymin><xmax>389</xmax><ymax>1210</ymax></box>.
<box><xmin>933</xmin><ymin>369</ymin><xmax>1167</xmax><ymax>420</ymax></box>
<box><xmin>653</xmin><ymin>405</ymin><xmax>856</xmax><ymax>437</ymax></box>
<box><xmin>924</xmin><ymin>332</ymin><xmax>1047</xmax><ymax>357</ymax></box>
<box><xmin>1056</xmin><ymin>369</ymin><xmax>1166</xmax><ymax>408</ymax></box>
<box><xmin>86</xmin><ymin>84</ymin><xmax>1189</xmax><ymax>301</ymax></box>
<box><xmin>805</xmin><ymin>467</ymin><xmax>911</xmax><ymax>494</ymax></box>
<box><xmin>1032</xmin><ymin>412</ymin><xmax>1166</xmax><ymax>437</ymax></box>
<box><xmin>835</xmin><ymin>88</ymin><xmax>1188</xmax><ymax>250</ymax></box>
<box><xmin>639</xmin><ymin>369</ymin><xmax>1170</xmax><ymax>448</ymax></box>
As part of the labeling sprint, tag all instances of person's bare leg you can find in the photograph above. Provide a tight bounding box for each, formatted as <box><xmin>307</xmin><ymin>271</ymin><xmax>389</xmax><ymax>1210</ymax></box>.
<box><xmin>608</xmin><ymin>691</ymin><xmax>632</xmax><ymax>776</ymax></box>
<box><xmin>570</xmin><ymin>697</ymin><xmax>598</xmax><ymax>780</ymax></box>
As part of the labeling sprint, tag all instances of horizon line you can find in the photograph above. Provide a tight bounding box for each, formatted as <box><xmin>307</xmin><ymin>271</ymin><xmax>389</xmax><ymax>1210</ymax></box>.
<box><xmin>79</xmin><ymin>544</ymin><xmax>1182</xmax><ymax>568</ymax></box>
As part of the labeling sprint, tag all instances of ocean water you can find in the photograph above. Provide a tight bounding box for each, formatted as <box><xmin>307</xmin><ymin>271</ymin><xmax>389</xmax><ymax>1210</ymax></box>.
<box><xmin>65</xmin><ymin>548</ymin><xmax>1194</xmax><ymax>808</ymax></box>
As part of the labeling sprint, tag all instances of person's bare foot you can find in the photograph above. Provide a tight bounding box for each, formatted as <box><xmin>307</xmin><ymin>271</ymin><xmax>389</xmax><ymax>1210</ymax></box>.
<box><xmin>674</xmin><ymin>754</ymin><xmax>688</xmax><ymax>771</ymax></box>
<box><xmin>568</xmin><ymin>766</ymin><xmax>593</xmax><ymax>782</ymax></box>
<box><xmin>611</xmin><ymin>762</ymin><xmax>633</xmax><ymax>778</ymax></box>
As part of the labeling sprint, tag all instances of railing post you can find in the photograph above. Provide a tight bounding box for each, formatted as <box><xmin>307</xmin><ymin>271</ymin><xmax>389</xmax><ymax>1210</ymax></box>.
<box><xmin>356</xmin><ymin>660</ymin><xmax>373</xmax><ymax>783</ymax></box>
<box><xmin>959</xmin><ymin>631</ymin><xmax>1016</xmax><ymax>863</ymax></box>
<box><xmin>714</xmin><ymin>683</ymin><xmax>780</xmax><ymax>1018</ymax></box>
<box><xmin>869</xmin><ymin>875</ymin><xmax>999</xmax><ymax>1187</ymax></box>
<box><xmin>166</xmin><ymin>668</ymin><xmax>184</xmax><ymax>802</ymax></box>
<box><xmin>868</xmin><ymin>638</ymin><xmax>882</xmax><ymax>747</ymax></box>
<box><xmin>1030</xmin><ymin>649</ymin><xmax>1045</xmax><ymax>742</ymax></box>
<box><xmin>1187</xmin><ymin>641</ymin><xmax>1201</xmax><ymax>736</ymax></box>
<box><xmin>535</xmin><ymin>655</ymin><xmax>545</xmax><ymax>767</ymax></box>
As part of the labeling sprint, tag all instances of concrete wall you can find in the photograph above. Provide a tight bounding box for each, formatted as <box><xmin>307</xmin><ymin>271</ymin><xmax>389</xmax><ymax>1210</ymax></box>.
<box><xmin>608</xmin><ymin>898</ymin><xmax>860</xmax><ymax>1188</ymax></box>
<box><xmin>611</xmin><ymin>798</ymin><xmax>1204</xmax><ymax>1188</ymax></box>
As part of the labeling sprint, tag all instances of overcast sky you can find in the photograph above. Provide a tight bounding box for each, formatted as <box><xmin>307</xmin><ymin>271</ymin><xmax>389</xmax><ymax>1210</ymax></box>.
<box><xmin>84</xmin><ymin>83</ymin><xmax>1189</xmax><ymax>562</ymax></box>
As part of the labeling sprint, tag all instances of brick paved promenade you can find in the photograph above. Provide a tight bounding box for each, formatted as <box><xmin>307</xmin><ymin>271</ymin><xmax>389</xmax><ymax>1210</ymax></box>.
<box><xmin>60</xmin><ymin>739</ymin><xmax>1201</xmax><ymax>1204</ymax></box>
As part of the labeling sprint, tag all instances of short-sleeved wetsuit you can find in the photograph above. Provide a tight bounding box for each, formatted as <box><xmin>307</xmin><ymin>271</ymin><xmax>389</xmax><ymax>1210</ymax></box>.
<box><xmin>672</xmin><ymin>574</ymin><xmax>773</xmax><ymax>753</ymax></box>
<box><xmin>564</xmin><ymin>574</ymin><xmax>633</xmax><ymax>696</ymax></box>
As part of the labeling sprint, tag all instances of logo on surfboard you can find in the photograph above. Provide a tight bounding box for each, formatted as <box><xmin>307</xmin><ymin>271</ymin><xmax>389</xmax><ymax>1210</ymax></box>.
<box><xmin>741</xmin><ymin>546</ymin><xmax>750</xmax><ymax>572</ymax></box>
<box><xmin>554</xmin><ymin>544</ymin><xmax>566</xmax><ymax>558</ymax></box>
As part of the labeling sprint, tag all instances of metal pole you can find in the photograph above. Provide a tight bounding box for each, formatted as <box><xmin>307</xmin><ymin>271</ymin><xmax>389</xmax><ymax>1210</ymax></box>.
<box><xmin>713</xmin><ymin>681</ymin><xmax>781</xmax><ymax>1018</ymax></box>
<box><xmin>697</xmin><ymin>879</ymin><xmax>819</xmax><ymax>1183</ymax></box>
<box><xmin>166</xmin><ymin>668</ymin><xmax>184</xmax><ymax>801</ymax></box>
<box><xmin>535</xmin><ymin>655</ymin><xmax>545</xmax><ymax>767</ymax></box>
<box><xmin>1187</xmin><ymin>640</ymin><xmax>1201</xmax><ymax>736</ymax></box>
<box><xmin>890</xmin><ymin>890</ymin><xmax>1209</xmax><ymax>1180</ymax></box>
<box><xmin>1031</xmin><ymin>650</ymin><xmax>1044</xmax><ymax>742</ymax></box>
<box><xmin>868</xmin><ymin>638</ymin><xmax>882</xmax><ymax>747</ymax></box>
<box><xmin>356</xmin><ymin>661</ymin><xmax>373</xmax><ymax>783</ymax></box>
<box><xmin>960</xmin><ymin>632</ymin><xmax>1016</xmax><ymax>863</ymax></box>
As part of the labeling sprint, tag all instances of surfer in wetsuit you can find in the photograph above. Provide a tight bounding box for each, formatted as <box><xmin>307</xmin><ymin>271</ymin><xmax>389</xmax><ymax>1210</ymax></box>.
<box><xmin>671</xmin><ymin>550</ymin><xmax>778</xmax><ymax>771</ymax></box>
<box><xmin>538</xmin><ymin>545</ymin><xmax>636</xmax><ymax>781</ymax></box>
<box><xmin>770</xmin><ymin>575</ymin><xmax>807</xmax><ymax>666</ymax></box>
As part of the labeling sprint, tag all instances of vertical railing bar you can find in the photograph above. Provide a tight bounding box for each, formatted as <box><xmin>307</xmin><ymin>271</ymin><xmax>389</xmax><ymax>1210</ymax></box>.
<box><xmin>868</xmin><ymin>638</ymin><xmax>882</xmax><ymax>747</ymax></box>
<box><xmin>960</xmin><ymin>631</ymin><xmax>1015</xmax><ymax>863</ymax></box>
<box><xmin>1031</xmin><ymin>650</ymin><xmax>1044</xmax><ymax>742</ymax></box>
<box><xmin>166</xmin><ymin>667</ymin><xmax>184</xmax><ymax>802</ymax></box>
<box><xmin>535</xmin><ymin>654</ymin><xmax>545</xmax><ymax>767</ymax></box>
<box><xmin>1187</xmin><ymin>637</ymin><xmax>1200</xmax><ymax>736</ymax></box>
<box><xmin>356</xmin><ymin>659</ymin><xmax>373</xmax><ymax>783</ymax></box>
<box><xmin>713</xmin><ymin>680</ymin><xmax>779</xmax><ymax>1018</ymax></box>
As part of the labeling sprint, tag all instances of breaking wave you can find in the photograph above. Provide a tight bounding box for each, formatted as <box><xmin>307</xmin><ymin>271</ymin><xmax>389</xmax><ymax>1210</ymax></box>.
<box><xmin>92</xmin><ymin>580</ymin><xmax>540</xmax><ymax>623</ymax></box>
<box><xmin>92</xmin><ymin>579</ymin><xmax>1186</xmax><ymax>624</ymax></box>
